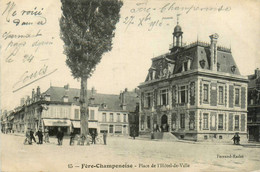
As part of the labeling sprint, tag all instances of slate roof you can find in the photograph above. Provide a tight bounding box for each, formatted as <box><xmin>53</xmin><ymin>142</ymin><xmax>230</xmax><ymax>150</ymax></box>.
<box><xmin>44</xmin><ymin>86</ymin><xmax>139</xmax><ymax>112</ymax></box>
<box><xmin>145</xmin><ymin>40</ymin><xmax>241</xmax><ymax>82</ymax></box>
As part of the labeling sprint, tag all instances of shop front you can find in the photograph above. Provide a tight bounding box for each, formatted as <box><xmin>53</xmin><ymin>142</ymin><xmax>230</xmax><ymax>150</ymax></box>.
<box><xmin>71</xmin><ymin>120</ymin><xmax>98</xmax><ymax>135</ymax></box>
<box><xmin>43</xmin><ymin>118</ymin><xmax>71</xmax><ymax>136</ymax></box>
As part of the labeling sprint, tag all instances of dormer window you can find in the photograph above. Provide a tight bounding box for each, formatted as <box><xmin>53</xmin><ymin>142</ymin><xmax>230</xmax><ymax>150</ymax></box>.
<box><xmin>199</xmin><ymin>60</ymin><xmax>205</xmax><ymax>69</ymax></box>
<box><xmin>63</xmin><ymin>95</ymin><xmax>68</xmax><ymax>102</ymax></box>
<box><xmin>45</xmin><ymin>95</ymin><xmax>50</xmax><ymax>101</ymax></box>
<box><xmin>231</xmin><ymin>65</ymin><xmax>236</xmax><ymax>73</ymax></box>
<box><xmin>182</xmin><ymin>61</ymin><xmax>188</xmax><ymax>72</ymax></box>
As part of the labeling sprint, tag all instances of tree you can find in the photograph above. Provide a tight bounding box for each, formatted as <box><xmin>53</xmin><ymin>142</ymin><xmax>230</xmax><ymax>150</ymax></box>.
<box><xmin>60</xmin><ymin>0</ymin><xmax>123</xmax><ymax>144</ymax></box>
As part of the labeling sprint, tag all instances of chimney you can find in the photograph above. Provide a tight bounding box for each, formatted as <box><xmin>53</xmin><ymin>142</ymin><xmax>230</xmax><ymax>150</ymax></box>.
<box><xmin>36</xmin><ymin>86</ymin><xmax>40</xmax><ymax>96</ymax></box>
<box><xmin>122</xmin><ymin>91</ymin><xmax>126</xmax><ymax>110</ymax></box>
<box><xmin>20</xmin><ymin>98</ymin><xmax>25</xmax><ymax>106</ymax></box>
<box><xmin>64</xmin><ymin>84</ymin><xmax>69</xmax><ymax>90</ymax></box>
<box><xmin>32</xmin><ymin>89</ymin><xmax>35</xmax><ymax>102</ymax></box>
<box><xmin>91</xmin><ymin>87</ymin><xmax>96</xmax><ymax>97</ymax></box>
<box><xmin>255</xmin><ymin>68</ymin><xmax>260</xmax><ymax>78</ymax></box>
<box><xmin>209</xmin><ymin>33</ymin><xmax>219</xmax><ymax>71</ymax></box>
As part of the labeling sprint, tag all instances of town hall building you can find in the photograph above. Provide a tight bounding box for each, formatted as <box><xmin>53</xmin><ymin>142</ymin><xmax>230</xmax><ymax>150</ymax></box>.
<box><xmin>138</xmin><ymin>20</ymin><xmax>248</xmax><ymax>142</ymax></box>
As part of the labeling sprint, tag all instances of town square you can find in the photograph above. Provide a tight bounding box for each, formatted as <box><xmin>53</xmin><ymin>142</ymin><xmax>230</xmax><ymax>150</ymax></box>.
<box><xmin>1</xmin><ymin>0</ymin><xmax>260</xmax><ymax>171</ymax></box>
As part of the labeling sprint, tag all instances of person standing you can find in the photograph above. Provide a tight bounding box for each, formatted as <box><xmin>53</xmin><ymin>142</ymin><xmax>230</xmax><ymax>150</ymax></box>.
<box><xmin>91</xmin><ymin>131</ymin><xmax>96</xmax><ymax>144</ymax></box>
<box><xmin>44</xmin><ymin>128</ymin><xmax>50</xmax><ymax>143</ymax></box>
<box><xmin>30</xmin><ymin>129</ymin><xmax>36</xmax><ymax>143</ymax></box>
<box><xmin>36</xmin><ymin>129</ymin><xmax>43</xmax><ymax>144</ymax></box>
<box><xmin>57</xmin><ymin>127</ymin><xmax>64</xmax><ymax>145</ymax></box>
<box><xmin>103</xmin><ymin>131</ymin><xmax>107</xmax><ymax>145</ymax></box>
<box><xmin>69</xmin><ymin>130</ymin><xmax>75</xmax><ymax>146</ymax></box>
<box><xmin>24</xmin><ymin>128</ymin><xmax>32</xmax><ymax>145</ymax></box>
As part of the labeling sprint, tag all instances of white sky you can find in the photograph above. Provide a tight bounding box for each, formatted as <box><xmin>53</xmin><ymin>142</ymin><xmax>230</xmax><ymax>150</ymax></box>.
<box><xmin>1</xmin><ymin>0</ymin><xmax>260</xmax><ymax>111</ymax></box>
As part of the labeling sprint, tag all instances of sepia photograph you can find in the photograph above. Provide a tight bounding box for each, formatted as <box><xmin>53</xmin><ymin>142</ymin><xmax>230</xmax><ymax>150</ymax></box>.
<box><xmin>0</xmin><ymin>0</ymin><xmax>260</xmax><ymax>171</ymax></box>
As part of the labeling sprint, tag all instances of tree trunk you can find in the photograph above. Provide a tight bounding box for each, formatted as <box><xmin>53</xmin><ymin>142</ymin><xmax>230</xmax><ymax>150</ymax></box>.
<box><xmin>80</xmin><ymin>77</ymin><xmax>89</xmax><ymax>145</ymax></box>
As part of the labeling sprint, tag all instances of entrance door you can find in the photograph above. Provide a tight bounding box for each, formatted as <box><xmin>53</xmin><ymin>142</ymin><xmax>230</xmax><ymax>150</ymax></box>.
<box><xmin>161</xmin><ymin>115</ymin><xmax>168</xmax><ymax>132</ymax></box>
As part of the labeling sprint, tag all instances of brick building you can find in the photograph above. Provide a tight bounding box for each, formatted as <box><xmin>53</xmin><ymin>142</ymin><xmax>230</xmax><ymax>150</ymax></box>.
<box><xmin>138</xmin><ymin>21</ymin><xmax>248</xmax><ymax>142</ymax></box>
<box><xmin>247</xmin><ymin>68</ymin><xmax>260</xmax><ymax>142</ymax></box>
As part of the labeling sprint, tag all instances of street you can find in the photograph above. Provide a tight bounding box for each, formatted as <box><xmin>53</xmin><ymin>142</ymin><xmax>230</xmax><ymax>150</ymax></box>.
<box><xmin>1</xmin><ymin>133</ymin><xmax>260</xmax><ymax>172</ymax></box>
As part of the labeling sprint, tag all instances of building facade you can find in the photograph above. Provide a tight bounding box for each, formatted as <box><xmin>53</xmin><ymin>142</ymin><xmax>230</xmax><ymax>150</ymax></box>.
<box><xmin>139</xmin><ymin>21</ymin><xmax>248</xmax><ymax>142</ymax></box>
<box><xmin>247</xmin><ymin>68</ymin><xmax>260</xmax><ymax>142</ymax></box>
<box><xmin>11</xmin><ymin>85</ymin><xmax>139</xmax><ymax>136</ymax></box>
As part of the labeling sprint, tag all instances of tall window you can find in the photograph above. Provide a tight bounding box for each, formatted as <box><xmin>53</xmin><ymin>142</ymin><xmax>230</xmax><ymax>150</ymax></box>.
<box><xmin>203</xmin><ymin>113</ymin><xmax>209</xmax><ymax>129</ymax></box>
<box><xmin>117</xmin><ymin>113</ymin><xmax>121</xmax><ymax>122</ymax></box>
<box><xmin>235</xmin><ymin>88</ymin><xmax>240</xmax><ymax>106</ymax></box>
<box><xmin>218</xmin><ymin>114</ymin><xmax>223</xmax><ymax>130</ymax></box>
<box><xmin>147</xmin><ymin>116</ymin><xmax>151</xmax><ymax>129</ymax></box>
<box><xmin>102</xmin><ymin>113</ymin><xmax>106</xmax><ymax>122</ymax></box>
<box><xmin>219</xmin><ymin>86</ymin><xmax>224</xmax><ymax>104</ymax></box>
<box><xmin>123</xmin><ymin>114</ymin><xmax>127</xmax><ymax>122</ymax></box>
<box><xmin>183</xmin><ymin>61</ymin><xmax>188</xmax><ymax>71</ymax></box>
<box><xmin>179</xmin><ymin>86</ymin><xmax>188</xmax><ymax>104</ymax></box>
<box><xmin>110</xmin><ymin>113</ymin><xmax>114</xmax><ymax>122</ymax></box>
<box><xmin>203</xmin><ymin>84</ymin><xmax>209</xmax><ymax>103</ymax></box>
<box><xmin>235</xmin><ymin>115</ymin><xmax>239</xmax><ymax>129</ymax></box>
<box><xmin>180</xmin><ymin>114</ymin><xmax>185</xmax><ymax>129</ymax></box>
<box><xmin>160</xmin><ymin>89</ymin><xmax>168</xmax><ymax>105</ymax></box>
<box><xmin>74</xmin><ymin>109</ymin><xmax>79</xmax><ymax>119</ymax></box>
<box><xmin>90</xmin><ymin>110</ymin><xmax>95</xmax><ymax>120</ymax></box>
<box><xmin>145</xmin><ymin>92</ymin><xmax>152</xmax><ymax>108</ymax></box>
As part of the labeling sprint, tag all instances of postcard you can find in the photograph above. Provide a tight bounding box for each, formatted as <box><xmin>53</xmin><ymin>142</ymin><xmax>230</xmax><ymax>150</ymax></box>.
<box><xmin>1</xmin><ymin>0</ymin><xmax>260</xmax><ymax>171</ymax></box>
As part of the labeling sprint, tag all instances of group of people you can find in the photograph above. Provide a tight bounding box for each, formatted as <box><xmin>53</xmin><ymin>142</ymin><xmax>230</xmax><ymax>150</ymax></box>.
<box><xmin>24</xmin><ymin>128</ymin><xmax>49</xmax><ymax>145</ymax></box>
<box><xmin>232</xmin><ymin>133</ymin><xmax>241</xmax><ymax>145</ymax></box>
<box><xmin>69</xmin><ymin>130</ymin><xmax>107</xmax><ymax>146</ymax></box>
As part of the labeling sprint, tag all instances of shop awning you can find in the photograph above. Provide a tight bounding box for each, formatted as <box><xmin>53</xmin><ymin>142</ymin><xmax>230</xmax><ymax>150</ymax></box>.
<box><xmin>72</xmin><ymin>121</ymin><xmax>80</xmax><ymax>128</ymax></box>
<box><xmin>43</xmin><ymin>119</ymin><xmax>71</xmax><ymax>127</ymax></box>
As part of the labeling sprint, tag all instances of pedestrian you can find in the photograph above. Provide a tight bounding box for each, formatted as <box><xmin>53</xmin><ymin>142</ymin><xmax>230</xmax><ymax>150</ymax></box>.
<box><xmin>30</xmin><ymin>129</ymin><xmax>36</xmax><ymax>143</ymax></box>
<box><xmin>44</xmin><ymin>129</ymin><xmax>50</xmax><ymax>143</ymax></box>
<box><xmin>231</xmin><ymin>133</ymin><xmax>240</xmax><ymax>145</ymax></box>
<box><xmin>133</xmin><ymin>130</ymin><xmax>136</xmax><ymax>140</ymax></box>
<box><xmin>91</xmin><ymin>131</ymin><xmax>96</xmax><ymax>144</ymax></box>
<box><xmin>57</xmin><ymin>127</ymin><xmax>64</xmax><ymax>145</ymax></box>
<box><xmin>103</xmin><ymin>131</ymin><xmax>107</xmax><ymax>145</ymax></box>
<box><xmin>24</xmin><ymin>128</ymin><xmax>32</xmax><ymax>145</ymax></box>
<box><xmin>236</xmin><ymin>133</ymin><xmax>240</xmax><ymax>145</ymax></box>
<box><xmin>70</xmin><ymin>130</ymin><xmax>75</xmax><ymax>146</ymax></box>
<box><xmin>35</xmin><ymin>129</ymin><xmax>43</xmax><ymax>144</ymax></box>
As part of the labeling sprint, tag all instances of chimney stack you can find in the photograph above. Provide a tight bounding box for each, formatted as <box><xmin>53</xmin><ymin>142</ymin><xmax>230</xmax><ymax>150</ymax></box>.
<box><xmin>20</xmin><ymin>98</ymin><xmax>25</xmax><ymax>106</ymax></box>
<box><xmin>32</xmin><ymin>89</ymin><xmax>35</xmax><ymax>101</ymax></box>
<box><xmin>209</xmin><ymin>33</ymin><xmax>219</xmax><ymax>71</ymax></box>
<box><xmin>91</xmin><ymin>87</ymin><xmax>96</xmax><ymax>97</ymax></box>
<box><xmin>255</xmin><ymin>68</ymin><xmax>260</xmax><ymax>78</ymax></box>
<box><xmin>37</xmin><ymin>86</ymin><xmax>40</xmax><ymax>96</ymax></box>
<box><xmin>64</xmin><ymin>84</ymin><xmax>69</xmax><ymax>90</ymax></box>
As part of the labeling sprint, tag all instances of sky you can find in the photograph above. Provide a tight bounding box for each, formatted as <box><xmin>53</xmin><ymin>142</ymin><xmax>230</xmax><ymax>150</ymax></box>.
<box><xmin>1</xmin><ymin>0</ymin><xmax>260</xmax><ymax>111</ymax></box>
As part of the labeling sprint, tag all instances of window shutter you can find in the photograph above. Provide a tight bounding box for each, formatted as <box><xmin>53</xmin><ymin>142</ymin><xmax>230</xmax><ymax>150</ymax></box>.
<box><xmin>210</xmin><ymin>83</ymin><xmax>217</xmax><ymax>106</ymax></box>
<box><xmin>241</xmin><ymin>114</ymin><xmax>245</xmax><ymax>131</ymax></box>
<box><xmin>228</xmin><ymin>113</ymin><xmax>233</xmax><ymax>131</ymax></box>
<box><xmin>241</xmin><ymin>87</ymin><xmax>246</xmax><ymax>109</ymax></box>
<box><xmin>229</xmin><ymin>85</ymin><xmax>234</xmax><ymax>108</ymax></box>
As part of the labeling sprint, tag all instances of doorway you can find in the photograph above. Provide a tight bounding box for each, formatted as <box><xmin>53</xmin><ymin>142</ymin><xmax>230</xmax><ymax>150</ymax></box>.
<box><xmin>161</xmin><ymin>115</ymin><xmax>169</xmax><ymax>132</ymax></box>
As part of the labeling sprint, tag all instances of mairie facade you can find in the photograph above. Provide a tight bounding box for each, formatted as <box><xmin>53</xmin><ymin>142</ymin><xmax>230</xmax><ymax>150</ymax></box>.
<box><xmin>138</xmin><ymin>22</ymin><xmax>248</xmax><ymax>142</ymax></box>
